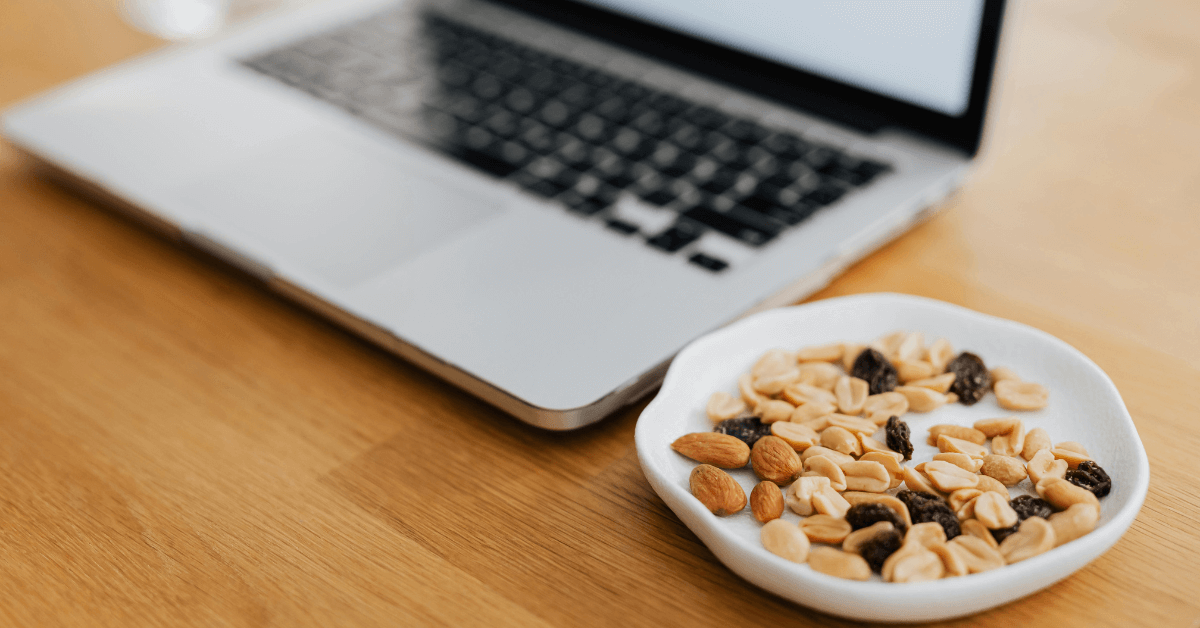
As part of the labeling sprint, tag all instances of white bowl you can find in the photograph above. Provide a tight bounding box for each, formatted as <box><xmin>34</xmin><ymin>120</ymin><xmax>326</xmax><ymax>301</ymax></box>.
<box><xmin>635</xmin><ymin>293</ymin><xmax>1148</xmax><ymax>623</ymax></box>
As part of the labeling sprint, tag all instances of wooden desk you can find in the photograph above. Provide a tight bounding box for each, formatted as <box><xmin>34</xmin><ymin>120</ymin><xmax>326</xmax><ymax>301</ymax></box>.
<box><xmin>2</xmin><ymin>1</ymin><xmax>1198</xmax><ymax>626</ymax></box>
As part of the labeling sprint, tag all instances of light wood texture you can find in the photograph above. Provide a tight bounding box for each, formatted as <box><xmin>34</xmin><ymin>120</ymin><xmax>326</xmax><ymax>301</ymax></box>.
<box><xmin>2</xmin><ymin>1</ymin><xmax>1199</xmax><ymax>626</ymax></box>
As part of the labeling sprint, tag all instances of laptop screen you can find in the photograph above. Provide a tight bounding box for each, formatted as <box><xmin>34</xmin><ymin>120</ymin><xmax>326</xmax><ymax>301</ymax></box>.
<box><xmin>576</xmin><ymin>0</ymin><xmax>986</xmax><ymax>117</ymax></box>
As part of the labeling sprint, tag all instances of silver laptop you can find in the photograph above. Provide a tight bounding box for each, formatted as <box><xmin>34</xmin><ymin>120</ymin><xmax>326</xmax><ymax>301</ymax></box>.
<box><xmin>1</xmin><ymin>0</ymin><xmax>1006</xmax><ymax>430</ymax></box>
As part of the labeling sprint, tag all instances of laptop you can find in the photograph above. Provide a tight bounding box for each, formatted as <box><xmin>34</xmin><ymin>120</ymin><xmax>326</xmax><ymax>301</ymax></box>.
<box><xmin>1</xmin><ymin>0</ymin><xmax>1006</xmax><ymax>430</ymax></box>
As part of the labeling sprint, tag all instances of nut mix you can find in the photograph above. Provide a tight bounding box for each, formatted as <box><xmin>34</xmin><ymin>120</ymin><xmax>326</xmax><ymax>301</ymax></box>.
<box><xmin>672</xmin><ymin>331</ymin><xmax>1111</xmax><ymax>582</ymax></box>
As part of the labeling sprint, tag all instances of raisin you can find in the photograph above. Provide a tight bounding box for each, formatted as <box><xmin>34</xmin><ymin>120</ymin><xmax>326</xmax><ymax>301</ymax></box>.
<box><xmin>990</xmin><ymin>523</ymin><xmax>1020</xmax><ymax>544</ymax></box>
<box><xmin>1066</xmin><ymin>460</ymin><xmax>1112</xmax><ymax>497</ymax></box>
<box><xmin>1010</xmin><ymin>495</ymin><xmax>1054</xmax><ymax>521</ymax></box>
<box><xmin>850</xmin><ymin>348</ymin><xmax>898</xmax><ymax>395</ymax></box>
<box><xmin>859</xmin><ymin>528</ymin><xmax>904</xmax><ymax>573</ymax></box>
<box><xmin>845</xmin><ymin>503</ymin><xmax>908</xmax><ymax>532</ymax></box>
<box><xmin>885</xmin><ymin>416</ymin><xmax>914</xmax><ymax>461</ymax></box>
<box><xmin>712</xmin><ymin>417</ymin><xmax>772</xmax><ymax>448</ymax></box>
<box><xmin>946</xmin><ymin>352</ymin><xmax>990</xmax><ymax>405</ymax></box>
<box><xmin>896</xmin><ymin>490</ymin><xmax>960</xmax><ymax>540</ymax></box>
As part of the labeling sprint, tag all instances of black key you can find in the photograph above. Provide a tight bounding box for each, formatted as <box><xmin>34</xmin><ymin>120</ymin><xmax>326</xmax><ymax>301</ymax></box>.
<box><xmin>526</xmin><ymin>179</ymin><xmax>568</xmax><ymax>198</ymax></box>
<box><xmin>641</xmin><ymin>189</ymin><xmax>676</xmax><ymax>207</ymax></box>
<box><xmin>669</xmin><ymin>123</ymin><xmax>704</xmax><ymax>152</ymax></box>
<box><xmin>558</xmin><ymin>83</ymin><xmax>594</xmax><ymax>108</ymax></box>
<box><xmin>471</xmin><ymin>73</ymin><xmax>504</xmax><ymax>100</ymax></box>
<box><xmin>646</xmin><ymin>222</ymin><xmax>703</xmax><ymax>253</ymax></box>
<box><xmin>681</xmin><ymin>105</ymin><xmax>729</xmax><ymax>130</ymax></box>
<box><xmin>504</xmin><ymin>87</ymin><xmax>539</xmax><ymax>114</ymax></box>
<box><xmin>613</xmin><ymin>81</ymin><xmax>650</xmax><ymax>102</ymax></box>
<box><xmin>595</xmin><ymin>95</ymin><xmax>631</xmax><ymax>123</ymax></box>
<box><xmin>646</xmin><ymin>92</ymin><xmax>689</xmax><ymax>116</ymax></box>
<box><xmin>484</xmin><ymin>110</ymin><xmax>520</xmax><ymax>138</ymax></box>
<box><xmin>804</xmin><ymin>145</ymin><xmax>838</xmax><ymax>169</ymax></box>
<box><xmin>680</xmin><ymin>205</ymin><xmax>783</xmax><ymax>246</ymax></box>
<box><xmin>803</xmin><ymin>184</ymin><xmax>846</xmax><ymax>207</ymax></box>
<box><xmin>574</xmin><ymin>114</ymin><xmax>610</xmax><ymax>143</ymax></box>
<box><xmin>699</xmin><ymin>168</ymin><xmax>740</xmax><ymax>195</ymax></box>
<box><xmin>605</xmin><ymin>219</ymin><xmax>639</xmax><ymax>235</ymax></box>
<box><xmin>631</xmin><ymin>110</ymin><xmax>667</xmax><ymax>137</ymax></box>
<box><xmin>555</xmin><ymin>138</ymin><xmax>592</xmax><ymax>170</ymax></box>
<box><xmin>689</xmin><ymin>253</ymin><xmax>729</xmax><ymax>272</ymax></box>
<box><xmin>721</xmin><ymin>119</ymin><xmax>769</xmax><ymax>145</ymax></box>
<box><xmin>518</xmin><ymin>121</ymin><xmax>556</xmax><ymax>154</ymax></box>
<box><xmin>538</xmin><ymin>100</ymin><xmax>575</xmax><ymax>128</ymax></box>
<box><xmin>661</xmin><ymin>152</ymin><xmax>698</xmax><ymax>178</ymax></box>
<box><xmin>602</xmin><ymin>171</ymin><xmax>637</xmax><ymax>190</ymax></box>
<box><xmin>557</xmin><ymin>190</ymin><xmax>611</xmax><ymax>216</ymax></box>
<box><xmin>549</xmin><ymin>167</ymin><xmax>582</xmax><ymax>190</ymax></box>
<box><xmin>451</xmin><ymin>145</ymin><xmax>521</xmax><ymax>178</ymax></box>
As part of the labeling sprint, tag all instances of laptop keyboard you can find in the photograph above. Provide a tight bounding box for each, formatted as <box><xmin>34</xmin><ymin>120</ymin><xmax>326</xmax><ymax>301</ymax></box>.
<box><xmin>242</xmin><ymin>11</ymin><xmax>892</xmax><ymax>272</ymax></box>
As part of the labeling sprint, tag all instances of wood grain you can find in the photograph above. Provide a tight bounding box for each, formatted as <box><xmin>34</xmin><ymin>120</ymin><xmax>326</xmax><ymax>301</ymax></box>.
<box><xmin>2</xmin><ymin>0</ymin><xmax>1199</xmax><ymax>626</ymax></box>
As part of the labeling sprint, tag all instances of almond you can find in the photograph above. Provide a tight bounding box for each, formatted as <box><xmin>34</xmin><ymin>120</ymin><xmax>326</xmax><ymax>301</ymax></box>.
<box><xmin>750</xmin><ymin>481</ymin><xmax>785</xmax><ymax>523</ymax></box>
<box><xmin>689</xmin><ymin>464</ymin><xmax>746</xmax><ymax>516</ymax></box>
<box><xmin>751</xmin><ymin>435</ymin><xmax>802</xmax><ymax>484</ymax></box>
<box><xmin>671</xmin><ymin>432</ymin><xmax>751</xmax><ymax>468</ymax></box>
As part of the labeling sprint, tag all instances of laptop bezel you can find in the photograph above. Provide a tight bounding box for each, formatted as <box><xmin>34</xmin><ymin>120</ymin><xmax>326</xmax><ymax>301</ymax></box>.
<box><xmin>484</xmin><ymin>0</ymin><xmax>1006</xmax><ymax>156</ymax></box>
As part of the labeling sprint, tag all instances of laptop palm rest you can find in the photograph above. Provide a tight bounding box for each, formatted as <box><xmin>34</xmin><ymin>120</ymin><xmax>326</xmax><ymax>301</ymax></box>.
<box><xmin>171</xmin><ymin>128</ymin><xmax>503</xmax><ymax>288</ymax></box>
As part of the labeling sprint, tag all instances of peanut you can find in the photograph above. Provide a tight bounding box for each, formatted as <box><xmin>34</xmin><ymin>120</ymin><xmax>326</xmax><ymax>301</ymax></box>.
<box><xmin>738</xmin><ymin>373</ymin><xmax>764</xmax><ymax>409</ymax></box>
<box><xmin>937</xmin><ymin>434</ymin><xmax>988</xmax><ymax>459</ymax></box>
<box><xmin>973</xmin><ymin>492</ymin><xmax>1019</xmax><ymax>530</ymax></box>
<box><xmin>989</xmin><ymin>366</ymin><xmax>1020</xmax><ymax>386</ymax></box>
<box><xmin>973</xmin><ymin>417</ymin><xmax>1019</xmax><ymax>437</ymax></box>
<box><xmin>1056</xmin><ymin>441</ymin><xmax>1089</xmax><ymax>455</ymax></box>
<box><xmin>781</xmin><ymin>383</ymin><xmax>836</xmax><ymax>407</ymax></box>
<box><xmin>999</xmin><ymin>517</ymin><xmax>1056</xmax><ymax>563</ymax></box>
<box><xmin>761</xmin><ymin>519</ymin><xmax>810</xmax><ymax>563</ymax></box>
<box><xmin>753</xmin><ymin>368</ymin><xmax>801</xmax><ymax>395</ymax></box>
<box><xmin>799</xmin><ymin>514</ymin><xmax>853</xmax><ymax>544</ymax></box>
<box><xmin>928</xmin><ymin>424</ymin><xmax>987</xmax><ymax>446</ymax></box>
<box><xmin>948</xmin><ymin>535</ymin><xmax>1005</xmax><ymax>573</ymax></box>
<box><xmin>1051</xmin><ymin>447</ymin><xmax>1092</xmax><ymax>469</ymax></box>
<box><xmin>754</xmin><ymin>399</ymin><xmax>795</xmax><ymax>424</ymax></box>
<box><xmin>820</xmin><ymin>426</ymin><xmax>863</xmax><ymax>457</ymax></box>
<box><xmin>886</xmin><ymin>547</ymin><xmax>944</xmax><ymax>583</ymax></box>
<box><xmin>932</xmin><ymin>452</ymin><xmax>983</xmax><ymax>473</ymax></box>
<box><xmin>750</xmin><ymin>481</ymin><xmax>785</xmax><ymax>523</ymax></box>
<box><xmin>809</xmin><ymin>547</ymin><xmax>871</xmax><ymax>581</ymax></box>
<box><xmin>751</xmin><ymin>349</ymin><xmax>795</xmax><ymax>379</ymax></box>
<box><xmin>924</xmin><ymin>460</ymin><xmax>981</xmax><ymax>492</ymax></box>
<box><xmin>800</xmin><ymin>446</ymin><xmax>855</xmax><ymax>466</ymax></box>
<box><xmin>980</xmin><ymin>454</ymin><xmax>1028</xmax><ymax>486</ymax></box>
<box><xmin>930</xmin><ymin>541</ymin><xmax>968</xmax><ymax>577</ymax></box>
<box><xmin>895</xmin><ymin>359</ymin><xmax>935</xmax><ymax>384</ymax></box>
<box><xmin>895</xmin><ymin>385</ymin><xmax>948</xmax><ymax>412</ymax></box>
<box><xmin>873</xmin><ymin>331</ymin><xmax>908</xmax><ymax>360</ymax></box>
<box><xmin>975</xmin><ymin>474</ymin><xmax>1009</xmax><ymax>495</ymax></box>
<box><xmin>796</xmin><ymin>362</ymin><xmax>843</xmax><ymax>390</ymax></box>
<box><xmin>843</xmin><ymin>521</ymin><xmax>896</xmax><ymax>554</ymax></box>
<box><xmin>861</xmin><ymin>451</ymin><xmax>904</xmax><ymax>489</ymax></box>
<box><xmin>812</xmin><ymin>485</ymin><xmax>851</xmax><ymax>519</ymax></box>
<box><xmin>1037</xmin><ymin>477</ymin><xmax>1100</xmax><ymax>512</ymax></box>
<box><xmin>706</xmin><ymin>391</ymin><xmax>747</xmax><ymax>423</ymax></box>
<box><xmin>834</xmin><ymin>375</ymin><xmax>869</xmax><ymax>415</ymax></box>
<box><xmin>785</xmin><ymin>476</ymin><xmax>830</xmax><ymax>516</ymax></box>
<box><xmin>840</xmin><ymin>460</ymin><xmax>891</xmax><ymax>493</ymax></box>
<box><xmin>895</xmin><ymin>332</ymin><xmax>925</xmax><ymax>362</ymax></box>
<box><xmin>948</xmin><ymin>488</ymin><xmax>983</xmax><ymax>514</ymax></box>
<box><xmin>992</xmin><ymin>421</ymin><xmax>1026</xmax><ymax>457</ymax></box>
<box><xmin>961</xmin><ymin>519</ymin><xmax>999</xmax><ymax>549</ymax></box>
<box><xmin>826</xmin><ymin>413</ymin><xmax>879</xmax><ymax>436</ymax></box>
<box><xmin>1049</xmin><ymin>503</ymin><xmax>1100</xmax><ymax>547</ymax></box>
<box><xmin>788</xmin><ymin>402</ymin><xmax>837</xmax><ymax>423</ymax></box>
<box><xmin>1027</xmin><ymin>449</ymin><xmax>1068</xmax><ymax>484</ymax></box>
<box><xmin>841</xmin><ymin>343</ymin><xmax>866</xmax><ymax>372</ymax></box>
<box><xmin>842</xmin><ymin>492</ymin><xmax>913</xmax><ymax>527</ymax></box>
<box><xmin>902</xmin><ymin>466</ymin><xmax>942</xmax><ymax>496</ymax></box>
<box><xmin>925</xmin><ymin>338</ymin><xmax>954</xmax><ymax>373</ymax></box>
<box><xmin>859</xmin><ymin>436</ymin><xmax>902</xmax><ymax>461</ymax></box>
<box><xmin>689</xmin><ymin>465</ymin><xmax>746</xmax><ymax>515</ymax></box>
<box><xmin>862</xmin><ymin>392</ymin><xmax>908</xmax><ymax>419</ymax></box>
<box><xmin>1021</xmin><ymin>427</ymin><xmax>1052</xmax><ymax>461</ymax></box>
<box><xmin>770</xmin><ymin>421</ymin><xmax>820</xmax><ymax>452</ymax></box>
<box><xmin>995</xmin><ymin>379</ymin><xmax>1049</xmax><ymax>411</ymax></box>
<box><xmin>751</xmin><ymin>436</ymin><xmax>802</xmax><ymax>484</ymax></box>
<box><xmin>908</xmin><ymin>372</ymin><xmax>956</xmax><ymax>394</ymax></box>
<box><xmin>796</xmin><ymin>343</ymin><xmax>843</xmax><ymax>363</ymax></box>
<box><xmin>803</xmin><ymin>455</ymin><xmax>848</xmax><ymax>491</ymax></box>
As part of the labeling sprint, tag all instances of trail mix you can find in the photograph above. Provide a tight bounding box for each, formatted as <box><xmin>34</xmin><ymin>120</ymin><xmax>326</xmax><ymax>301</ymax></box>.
<box><xmin>671</xmin><ymin>332</ymin><xmax>1110</xmax><ymax>583</ymax></box>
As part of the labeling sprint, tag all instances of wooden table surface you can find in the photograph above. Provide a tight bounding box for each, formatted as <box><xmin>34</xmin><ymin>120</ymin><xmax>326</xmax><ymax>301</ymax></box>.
<box><xmin>3</xmin><ymin>1</ymin><xmax>1199</xmax><ymax>626</ymax></box>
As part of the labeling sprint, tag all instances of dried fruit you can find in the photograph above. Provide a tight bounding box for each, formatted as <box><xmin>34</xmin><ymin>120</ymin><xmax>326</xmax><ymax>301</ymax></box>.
<box><xmin>842</xmin><ymin>492</ymin><xmax>913</xmax><ymax>527</ymax></box>
<box><xmin>989</xmin><ymin>523</ymin><xmax>1019</xmax><ymax>545</ymax></box>
<box><xmin>885</xmin><ymin>416</ymin><xmax>914</xmax><ymax>461</ymax></box>
<box><xmin>845</xmin><ymin>503</ymin><xmax>907</xmax><ymax>532</ymax></box>
<box><xmin>750</xmin><ymin>481</ymin><xmax>785</xmax><ymax>523</ymax></box>
<box><xmin>843</xmin><ymin>521</ymin><xmax>895</xmax><ymax>554</ymax></box>
<box><xmin>1010</xmin><ymin>495</ymin><xmax>1054</xmax><ymax>521</ymax></box>
<box><xmin>751</xmin><ymin>436</ymin><xmax>802</xmax><ymax>484</ymax></box>
<box><xmin>858</xmin><ymin>528</ymin><xmax>904</xmax><ymax>573</ymax></box>
<box><xmin>1066</xmin><ymin>460</ymin><xmax>1112</xmax><ymax>497</ymax></box>
<box><xmin>851</xmin><ymin>348</ymin><xmax>899</xmax><ymax>395</ymax></box>
<box><xmin>713</xmin><ymin>416</ymin><xmax>772</xmax><ymax>448</ymax></box>
<box><xmin>946</xmin><ymin>352</ymin><xmax>990</xmax><ymax>406</ymax></box>
<box><xmin>671</xmin><ymin>432</ymin><xmax>751</xmax><ymax>468</ymax></box>
<box><xmin>689</xmin><ymin>464</ymin><xmax>747</xmax><ymax>515</ymax></box>
<box><xmin>897</xmin><ymin>490</ymin><xmax>961</xmax><ymax>540</ymax></box>
<box><xmin>808</xmin><ymin>547</ymin><xmax>872</xmax><ymax>581</ymax></box>
<box><xmin>761</xmin><ymin>519</ymin><xmax>810</xmax><ymax>563</ymax></box>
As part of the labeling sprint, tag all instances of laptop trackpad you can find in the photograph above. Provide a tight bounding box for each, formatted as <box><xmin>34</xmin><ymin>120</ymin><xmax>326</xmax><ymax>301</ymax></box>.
<box><xmin>172</xmin><ymin>130</ymin><xmax>502</xmax><ymax>287</ymax></box>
